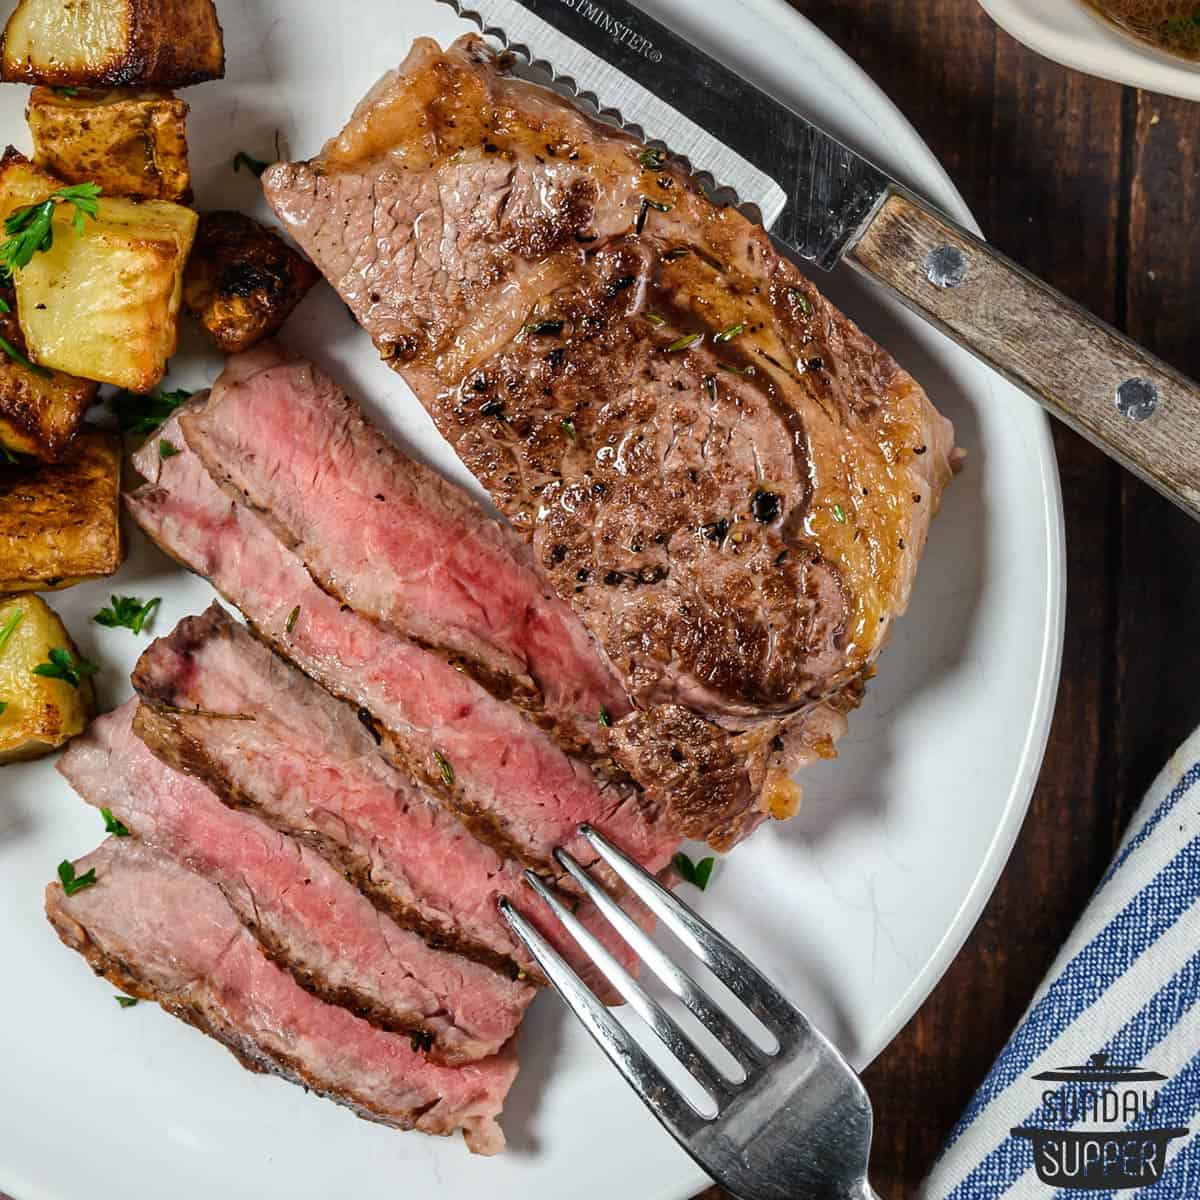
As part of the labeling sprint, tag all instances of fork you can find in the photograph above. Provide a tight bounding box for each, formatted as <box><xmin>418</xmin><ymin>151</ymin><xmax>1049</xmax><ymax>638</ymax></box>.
<box><xmin>498</xmin><ymin>824</ymin><xmax>880</xmax><ymax>1200</ymax></box>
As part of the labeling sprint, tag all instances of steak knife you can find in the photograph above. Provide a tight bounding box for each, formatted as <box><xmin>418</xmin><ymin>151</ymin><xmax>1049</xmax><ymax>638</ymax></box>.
<box><xmin>439</xmin><ymin>0</ymin><xmax>1200</xmax><ymax>521</ymax></box>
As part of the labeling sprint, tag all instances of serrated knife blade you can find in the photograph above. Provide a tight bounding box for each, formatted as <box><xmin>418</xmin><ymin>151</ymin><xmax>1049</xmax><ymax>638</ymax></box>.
<box><xmin>440</xmin><ymin>0</ymin><xmax>1200</xmax><ymax>524</ymax></box>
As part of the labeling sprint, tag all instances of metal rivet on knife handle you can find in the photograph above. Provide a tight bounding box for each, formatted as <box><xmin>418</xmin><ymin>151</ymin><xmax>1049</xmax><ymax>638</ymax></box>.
<box><xmin>1116</xmin><ymin>378</ymin><xmax>1159</xmax><ymax>422</ymax></box>
<box><xmin>924</xmin><ymin>245</ymin><xmax>967</xmax><ymax>289</ymax></box>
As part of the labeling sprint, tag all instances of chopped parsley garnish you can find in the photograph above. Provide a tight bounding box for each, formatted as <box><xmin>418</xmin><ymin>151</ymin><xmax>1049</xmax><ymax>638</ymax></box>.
<box><xmin>434</xmin><ymin>750</ymin><xmax>455</xmax><ymax>788</ymax></box>
<box><xmin>789</xmin><ymin>288</ymin><xmax>813</xmax><ymax>317</ymax></box>
<box><xmin>704</xmin><ymin>375</ymin><xmax>717</xmax><ymax>403</ymax></box>
<box><xmin>644</xmin><ymin>312</ymin><xmax>666</xmax><ymax>326</ymax></box>
<box><xmin>0</xmin><ymin>182</ymin><xmax>100</xmax><ymax>276</ymax></box>
<box><xmin>115</xmin><ymin>995</ymin><xmax>139</xmax><ymax>1008</ymax></box>
<box><xmin>713</xmin><ymin>322</ymin><xmax>745</xmax><ymax>343</ymax></box>
<box><xmin>561</xmin><ymin>417</ymin><xmax>577</xmax><ymax>442</ymax></box>
<box><xmin>638</xmin><ymin>148</ymin><xmax>666</xmax><ymax>170</ymax></box>
<box><xmin>524</xmin><ymin>319</ymin><xmax>564</xmax><ymax>336</ymax></box>
<box><xmin>53</xmin><ymin>86</ymin><xmax>79</xmax><ymax>97</ymax></box>
<box><xmin>0</xmin><ymin>701</ymin><xmax>6</xmax><ymax>715</ymax></box>
<box><xmin>58</xmin><ymin>859</ymin><xmax>97</xmax><ymax>896</ymax></box>
<box><xmin>719</xmin><ymin>361</ymin><xmax>756</xmax><ymax>376</ymax></box>
<box><xmin>0</xmin><ymin>608</ymin><xmax>23</xmax><ymax>653</ymax></box>
<box><xmin>832</xmin><ymin>502</ymin><xmax>847</xmax><ymax>524</ymax></box>
<box><xmin>100</xmin><ymin>807</ymin><xmax>130</xmax><ymax>837</ymax></box>
<box><xmin>0</xmin><ymin>332</ymin><xmax>51</xmax><ymax>377</ymax></box>
<box><xmin>286</xmin><ymin>605</ymin><xmax>301</xmax><ymax>634</ymax></box>
<box><xmin>233</xmin><ymin>150</ymin><xmax>270</xmax><ymax>177</ymax></box>
<box><xmin>94</xmin><ymin>595</ymin><xmax>160</xmax><ymax>635</ymax></box>
<box><xmin>159</xmin><ymin>439</ymin><xmax>180</xmax><ymax>459</ymax></box>
<box><xmin>32</xmin><ymin>646</ymin><xmax>97</xmax><ymax>688</ymax></box>
<box><xmin>0</xmin><ymin>295</ymin><xmax>9</xmax><ymax>313</ymax></box>
<box><xmin>598</xmin><ymin>706</ymin><xmax>612</xmax><ymax>728</ymax></box>
<box><xmin>112</xmin><ymin>386</ymin><xmax>190</xmax><ymax>435</ymax></box>
<box><xmin>666</xmin><ymin>332</ymin><xmax>703</xmax><ymax>353</ymax></box>
<box><xmin>673</xmin><ymin>851</ymin><xmax>715</xmax><ymax>891</ymax></box>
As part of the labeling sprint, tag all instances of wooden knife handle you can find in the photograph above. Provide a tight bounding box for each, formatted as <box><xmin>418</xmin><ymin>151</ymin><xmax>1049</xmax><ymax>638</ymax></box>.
<box><xmin>845</xmin><ymin>188</ymin><xmax>1200</xmax><ymax>520</ymax></box>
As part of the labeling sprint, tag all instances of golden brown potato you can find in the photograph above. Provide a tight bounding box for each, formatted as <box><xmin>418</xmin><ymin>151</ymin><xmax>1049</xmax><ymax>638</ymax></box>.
<box><xmin>0</xmin><ymin>149</ymin><xmax>198</xmax><ymax>392</ymax></box>
<box><xmin>0</xmin><ymin>592</ymin><xmax>96</xmax><ymax>763</ymax></box>
<box><xmin>0</xmin><ymin>285</ymin><xmax>97</xmax><ymax>461</ymax></box>
<box><xmin>183</xmin><ymin>211</ymin><xmax>321</xmax><ymax>353</ymax></box>
<box><xmin>0</xmin><ymin>429</ymin><xmax>122</xmax><ymax>592</ymax></box>
<box><xmin>28</xmin><ymin>86</ymin><xmax>191</xmax><ymax>202</ymax></box>
<box><xmin>1</xmin><ymin>0</ymin><xmax>224</xmax><ymax>88</ymax></box>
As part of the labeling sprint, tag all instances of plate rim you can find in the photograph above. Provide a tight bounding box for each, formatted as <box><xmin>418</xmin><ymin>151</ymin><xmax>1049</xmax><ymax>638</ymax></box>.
<box><xmin>977</xmin><ymin>0</ymin><xmax>1200</xmax><ymax>101</ymax></box>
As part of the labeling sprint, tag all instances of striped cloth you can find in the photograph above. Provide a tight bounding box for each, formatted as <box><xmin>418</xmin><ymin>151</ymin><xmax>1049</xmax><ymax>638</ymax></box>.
<box><xmin>921</xmin><ymin>730</ymin><xmax>1200</xmax><ymax>1199</ymax></box>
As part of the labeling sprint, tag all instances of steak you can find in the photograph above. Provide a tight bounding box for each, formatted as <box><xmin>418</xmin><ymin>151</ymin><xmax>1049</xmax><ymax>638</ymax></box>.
<box><xmin>58</xmin><ymin>700</ymin><xmax>534</xmax><ymax>1062</ymax></box>
<box><xmin>46</xmin><ymin>839</ymin><xmax>516</xmax><ymax>1154</ymax></box>
<box><xmin>181</xmin><ymin>344</ymin><xmax>629</xmax><ymax>758</ymax></box>
<box><xmin>127</xmin><ymin>422</ymin><xmax>679</xmax><ymax>886</ymax></box>
<box><xmin>126</xmin><ymin>599</ymin><xmax>646</xmax><ymax>992</ymax></box>
<box><xmin>265</xmin><ymin>36</ymin><xmax>958</xmax><ymax>846</ymax></box>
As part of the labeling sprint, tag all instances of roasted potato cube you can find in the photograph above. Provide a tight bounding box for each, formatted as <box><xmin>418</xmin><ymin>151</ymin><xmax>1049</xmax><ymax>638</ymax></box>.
<box><xmin>0</xmin><ymin>286</ymin><xmax>97</xmax><ymax>461</ymax></box>
<box><xmin>0</xmin><ymin>592</ymin><xmax>95</xmax><ymax>763</ymax></box>
<box><xmin>183</xmin><ymin>212</ymin><xmax>321</xmax><ymax>353</ymax></box>
<box><xmin>0</xmin><ymin>150</ymin><xmax>198</xmax><ymax>391</ymax></box>
<box><xmin>28</xmin><ymin>86</ymin><xmax>191</xmax><ymax>202</ymax></box>
<box><xmin>0</xmin><ymin>429</ymin><xmax>121</xmax><ymax>592</ymax></box>
<box><xmin>1</xmin><ymin>0</ymin><xmax>224</xmax><ymax>88</ymax></box>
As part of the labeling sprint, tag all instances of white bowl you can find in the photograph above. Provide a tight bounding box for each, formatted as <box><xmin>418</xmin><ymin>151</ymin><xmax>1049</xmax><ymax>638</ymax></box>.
<box><xmin>979</xmin><ymin>0</ymin><xmax>1200</xmax><ymax>100</ymax></box>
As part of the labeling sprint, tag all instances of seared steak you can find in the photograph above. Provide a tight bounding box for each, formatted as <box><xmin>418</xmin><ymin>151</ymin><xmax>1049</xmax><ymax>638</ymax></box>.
<box><xmin>46</xmin><ymin>839</ymin><xmax>516</xmax><ymax>1154</ymax></box>
<box><xmin>265</xmin><ymin>36</ymin><xmax>957</xmax><ymax>846</ymax></box>
<box><xmin>182</xmin><ymin>344</ymin><xmax>628</xmax><ymax>757</ymax></box>
<box><xmin>58</xmin><ymin>700</ymin><xmax>534</xmax><ymax>1062</ymax></box>
<box><xmin>127</xmin><ymin>423</ymin><xmax>678</xmax><ymax>886</ymax></box>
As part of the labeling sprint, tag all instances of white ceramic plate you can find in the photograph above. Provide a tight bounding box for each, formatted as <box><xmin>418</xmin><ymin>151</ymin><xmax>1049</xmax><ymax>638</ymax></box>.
<box><xmin>979</xmin><ymin>0</ymin><xmax>1200</xmax><ymax>101</ymax></box>
<box><xmin>0</xmin><ymin>2</ymin><xmax>1065</xmax><ymax>1198</ymax></box>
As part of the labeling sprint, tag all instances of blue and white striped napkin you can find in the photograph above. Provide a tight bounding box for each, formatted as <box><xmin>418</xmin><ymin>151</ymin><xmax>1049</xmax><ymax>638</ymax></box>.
<box><xmin>921</xmin><ymin>730</ymin><xmax>1200</xmax><ymax>1199</ymax></box>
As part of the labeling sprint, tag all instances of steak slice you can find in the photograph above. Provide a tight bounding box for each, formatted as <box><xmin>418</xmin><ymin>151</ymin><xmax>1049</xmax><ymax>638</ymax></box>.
<box><xmin>265</xmin><ymin>36</ymin><xmax>958</xmax><ymax>846</ymax></box>
<box><xmin>125</xmin><ymin>596</ymin><xmax>647</xmax><ymax>992</ymax></box>
<box><xmin>127</xmin><ymin>422</ymin><xmax>679</xmax><ymax>887</ymax></box>
<box><xmin>181</xmin><ymin>344</ymin><xmax>629</xmax><ymax>759</ymax></box>
<box><xmin>58</xmin><ymin>700</ymin><xmax>534</xmax><ymax>1063</ymax></box>
<box><xmin>46</xmin><ymin>839</ymin><xmax>516</xmax><ymax>1154</ymax></box>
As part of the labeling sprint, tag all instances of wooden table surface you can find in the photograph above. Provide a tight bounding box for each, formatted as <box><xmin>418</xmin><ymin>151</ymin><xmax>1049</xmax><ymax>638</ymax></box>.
<box><xmin>692</xmin><ymin>2</ymin><xmax>1200</xmax><ymax>1196</ymax></box>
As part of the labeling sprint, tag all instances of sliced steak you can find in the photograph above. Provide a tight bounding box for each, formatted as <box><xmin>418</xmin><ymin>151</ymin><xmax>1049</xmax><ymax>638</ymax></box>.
<box><xmin>265</xmin><ymin>36</ymin><xmax>958</xmax><ymax>846</ymax></box>
<box><xmin>46</xmin><ymin>839</ymin><xmax>516</xmax><ymax>1154</ymax></box>
<box><xmin>124</xmin><ymin>596</ymin><xmax>648</xmax><ymax>991</ymax></box>
<box><xmin>127</xmin><ymin>424</ymin><xmax>678</xmax><ymax>886</ymax></box>
<box><xmin>58</xmin><ymin>700</ymin><xmax>534</xmax><ymax>1062</ymax></box>
<box><xmin>181</xmin><ymin>344</ymin><xmax>628</xmax><ymax>758</ymax></box>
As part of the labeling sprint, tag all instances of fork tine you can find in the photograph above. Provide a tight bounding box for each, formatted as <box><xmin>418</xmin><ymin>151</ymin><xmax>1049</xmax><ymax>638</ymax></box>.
<box><xmin>553</xmin><ymin>847</ymin><xmax>766</xmax><ymax>1075</ymax></box>
<box><xmin>522</xmin><ymin>868</ymin><xmax>736</xmax><ymax>1106</ymax></box>
<box><xmin>497</xmin><ymin>897</ymin><xmax>705</xmax><ymax>1140</ymax></box>
<box><xmin>579</xmin><ymin>825</ymin><xmax>799</xmax><ymax>1036</ymax></box>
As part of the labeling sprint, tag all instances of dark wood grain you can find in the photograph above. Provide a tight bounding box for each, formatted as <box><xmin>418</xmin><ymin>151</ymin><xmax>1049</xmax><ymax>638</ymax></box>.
<box><xmin>695</xmin><ymin>4</ymin><xmax>1200</xmax><ymax>1198</ymax></box>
